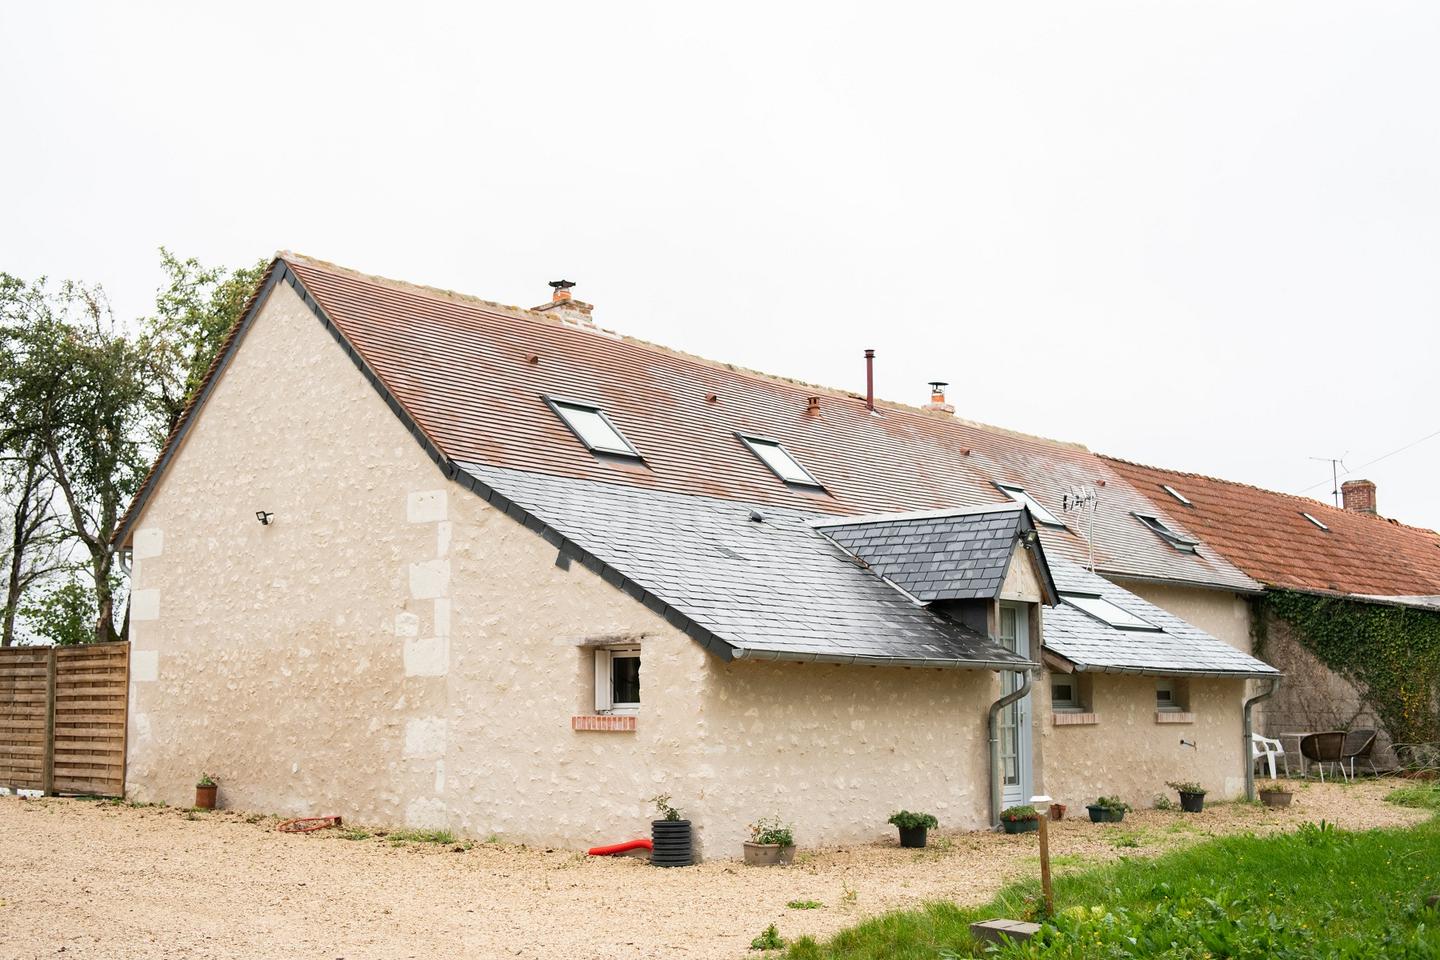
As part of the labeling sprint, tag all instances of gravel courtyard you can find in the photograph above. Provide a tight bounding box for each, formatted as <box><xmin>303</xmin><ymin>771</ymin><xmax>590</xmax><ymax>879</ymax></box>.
<box><xmin>2</xmin><ymin>780</ymin><xmax>1427</xmax><ymax>960</ymax></box>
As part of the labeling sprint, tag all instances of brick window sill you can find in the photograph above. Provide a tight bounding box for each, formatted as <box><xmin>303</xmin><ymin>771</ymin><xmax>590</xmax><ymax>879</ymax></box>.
<box><xmin>1155</xmin><ymin>711</ymin><xmax>1195</xmax><ymax>724</ymax></box>
<box><xmin>1052</xmin><ymin>712</ymin><xmax>1098</xmax><ymax>726</ymax></box>
<box><xmin>572</xmin><ymin>715</ymin><xmax>636</xmax><ymax>733</ymax></box>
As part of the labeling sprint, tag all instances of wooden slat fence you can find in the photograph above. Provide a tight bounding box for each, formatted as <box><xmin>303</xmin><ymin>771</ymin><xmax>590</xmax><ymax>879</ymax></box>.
<box><xmin>0</xmin><ymin>642</ymin><xmax>128</xmax><ymax>796</ymax></box>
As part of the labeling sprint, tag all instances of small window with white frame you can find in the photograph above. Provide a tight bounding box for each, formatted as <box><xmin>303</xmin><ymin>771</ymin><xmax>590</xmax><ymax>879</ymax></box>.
<box><xmin>1155</xmin><ymin>678</ymin><xmax>1185</xmax><ymax>712</ymax></box>
<box><xmin>1051</xmin><ymin>675</ymin><xmax>1081</xmax><ymax>711</ymax></box>
<box><xmin>594</xmin><ymin>646</ymin><xmax>641</xmax><ymax>713</ymax></box>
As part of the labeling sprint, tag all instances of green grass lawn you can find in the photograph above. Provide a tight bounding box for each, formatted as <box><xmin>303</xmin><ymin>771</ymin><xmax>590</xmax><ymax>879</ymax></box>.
<box><xmin>782</xmin><ymin>810</ymin><xmax>1440</xmax><ymax>960</ymax></box>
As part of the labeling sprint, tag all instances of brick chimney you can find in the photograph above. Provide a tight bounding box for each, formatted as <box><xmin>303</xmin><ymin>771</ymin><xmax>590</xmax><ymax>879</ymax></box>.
<box><xmin>1341</xmin><ymin>479</ymin><xmax>1377</xmax><ymax>515</ymax></box>
<box><xmin>923</xmin><ymin>381</ymin><xmax>955</xmax><ymax>414</ymax></box>
<box><xmin>533</xmin><ymin>279</ymin><xmax>594</xmax><ymax>328</ymax></box>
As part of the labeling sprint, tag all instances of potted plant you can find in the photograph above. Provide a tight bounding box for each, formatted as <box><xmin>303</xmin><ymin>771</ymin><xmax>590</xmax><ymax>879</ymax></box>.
<box><xmin>649</xmin><ymin>794</ymin><xmax>693</xmax><ymax>867</ymax></box>
<box><xmin>195</xmin><ymin>773</ymin><xmax>218</xmax><ymax>810</ymax></box>
<box><xmin>1258</xmin><ymin>784</ymin><xmax>1293</xmax><ymax>808</ymax></box>
<box><xmin>887</xmin><ymin>810</ymin><xmax>939</xmax><ymax>848</ymax></box>
<box><xmin>999</xmin><ymin>804</ymin><xmax>1041</xmax><ymax>834</ymax></box>
<box><xmin>743</xmin><ymin>816</ymin><xmax>795</xmax><ymax>866</ymax></box>
<box><xmin>1086</xmin><ymin>795</ymin><xmax>1130</xmax><ymax>823</ymax></box>
<box><xmin>1048</xmin><ymin>803</ymin><xmax>1067</xmax><ymax>821</ymax></box>
<box><xmin>1168</xmin><ymin>780</ymin><xmax>1207</xmax><ymax>813</ymax></box>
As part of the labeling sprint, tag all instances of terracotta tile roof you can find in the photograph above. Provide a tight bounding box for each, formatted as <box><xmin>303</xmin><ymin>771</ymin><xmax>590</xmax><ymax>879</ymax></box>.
<box><xmin>114</xmin><ymin>254</ymin><xmax>1255</xmax><ymax>594</ymax></box>
<box><xmin>1101</xmin><ymin>457</ymin><xmax>1440</xmax><ymax>598</ymax></box>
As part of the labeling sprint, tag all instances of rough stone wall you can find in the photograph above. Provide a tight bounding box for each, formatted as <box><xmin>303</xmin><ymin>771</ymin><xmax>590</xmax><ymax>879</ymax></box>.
<box><xmin>1037</xmin><ymin>672</ymin><xmax>1248</xmax><ymax>809</ymax></box>
<box><xmin>1253</xmin><ymin>609</ymin><xmax>1392</xmax><ymax>763</ymax></box>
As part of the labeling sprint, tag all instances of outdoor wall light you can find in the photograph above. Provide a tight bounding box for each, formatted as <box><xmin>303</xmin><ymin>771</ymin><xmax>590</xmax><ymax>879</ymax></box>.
<box><xmin>256</xmin><ymin>511</ymin><xmax>274</xmax><ymax>526</ymax></box>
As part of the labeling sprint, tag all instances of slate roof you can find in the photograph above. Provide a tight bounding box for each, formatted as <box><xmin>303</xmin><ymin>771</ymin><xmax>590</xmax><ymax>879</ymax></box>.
<box><xmin>1044</xmin><ymin>559</ymin><xmax>1278</xmax><ymax>678</ymax></box>
<box><xmin>457</xmin><ymin>463</ymin><xmax>1033</xmax><ymax>670</ymax></box>
<box><xmin>813</xmin><ymin>505</ymin><xmax>1059</xmax><ymax>603</ymax></box>
<box><xmin>114</xmin><ymin>255</ymin><xmax>1260</xmax><ymax>596</ymax></box>
<box><xmin>1102</xmin><ymin>457</ymin><xmax>1440</xmax><ymax>600</ymax></box>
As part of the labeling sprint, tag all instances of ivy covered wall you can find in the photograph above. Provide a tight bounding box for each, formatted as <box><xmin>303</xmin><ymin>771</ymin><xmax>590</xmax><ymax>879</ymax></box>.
<box><xmin>1257</xmin><ymin>591</ymin><xmax>1440</xmax><ymax>747</ymax></box>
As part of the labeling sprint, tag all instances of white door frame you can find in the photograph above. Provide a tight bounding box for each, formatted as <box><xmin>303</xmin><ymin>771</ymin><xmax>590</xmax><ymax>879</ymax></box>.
<box><xmin>999</xmin><ymin>602</ymin><xmax>1033</xmax><ymax>808</ymax></box>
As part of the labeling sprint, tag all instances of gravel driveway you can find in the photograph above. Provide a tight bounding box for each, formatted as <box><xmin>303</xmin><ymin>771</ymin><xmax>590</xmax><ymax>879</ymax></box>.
<box><xmin>2</xmin><ymin>780</ymin><xmax>1426</xmax><ymax>960</ymax></box>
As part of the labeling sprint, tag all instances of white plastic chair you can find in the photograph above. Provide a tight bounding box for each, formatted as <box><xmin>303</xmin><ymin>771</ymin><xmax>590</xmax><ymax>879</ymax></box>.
<box><xmin>1251</xmin><ymin>733</ymin><xmax>1287</xmax><ymax>779</ymax></box>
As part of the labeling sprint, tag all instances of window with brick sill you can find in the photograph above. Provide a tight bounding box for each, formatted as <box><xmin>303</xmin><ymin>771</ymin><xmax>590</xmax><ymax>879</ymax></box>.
<box><xmin>573</xmin><ymin>646</ymin><xmax>641</xmax><ymax>732</ymax></box>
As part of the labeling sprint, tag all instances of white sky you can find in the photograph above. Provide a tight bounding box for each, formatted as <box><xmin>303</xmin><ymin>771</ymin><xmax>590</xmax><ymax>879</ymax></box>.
<box><xmin>3</xmin><ymin>2</ymin><xmax>1437</xmax><ymax>528</ymax></box>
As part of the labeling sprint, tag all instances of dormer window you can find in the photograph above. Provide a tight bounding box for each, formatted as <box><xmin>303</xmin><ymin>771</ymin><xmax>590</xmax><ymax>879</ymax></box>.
<box><xmin>995</xmin><ymin>483</ymin><xmax>1063</xmax><ymax>527</ymax></box>
<box><xmin>738</xmin><ymin>434</ymin><xmax>823</xmax><ymax>489</ymax></box>
<box><xmin>1134</xmin><ymin>513</ymin><xmax>1198</xmax><ymax>553</ymax></box>
<box><xmin>546</xmin><ymin>397</ymin><xmax>641</xmax><ymax>459</ymax></box>
<box><xmin>1061</xmin><ymin>592</ymin><xmax>1160</xmax><ymax>631</ymax></box>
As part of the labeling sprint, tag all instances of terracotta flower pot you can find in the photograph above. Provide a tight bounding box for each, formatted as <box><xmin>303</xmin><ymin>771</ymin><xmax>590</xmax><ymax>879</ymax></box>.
<box><xmin>1049</xmin><ymin>803</ymin><xmax>1066</xmax><ymax>821</ymax></box>
<box><xmin>195</xmin><ymin>784</ymin><xmax>217</xmax><ymax>810</ymax></box>
<box><xmin>1258</xmin><ymin>789</ymin><xmax>1293</xmax><ymax>809</ymax></box>
<box><xmin>743</xmin><ymin>842</ymin><xmax>795</xmax><ymax>866</ymax></box>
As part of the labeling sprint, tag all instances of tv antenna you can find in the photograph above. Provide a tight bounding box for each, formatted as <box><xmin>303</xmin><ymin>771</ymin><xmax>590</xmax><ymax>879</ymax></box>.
<box><xmin>1308</xmin><ymin>454</ymin><xmax>1348</xmax><ymax>507</ymax></box>
<box><xmin>1062</xmin><ymin>485</ymin><xmax>1099</xmax><ymax>571</ymax></box>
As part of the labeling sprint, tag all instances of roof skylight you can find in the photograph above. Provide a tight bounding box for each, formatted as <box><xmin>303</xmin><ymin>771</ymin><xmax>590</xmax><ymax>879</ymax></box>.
<box><xmin>996</xmin><ymin>483</ymin><xmax>1064</xmax><ymax>527</ymax></box>
<box><xmin>1301</xmin><ymin>512</ymin><xmax>1330</xmax><ymax>531</ymax></box>
<box><xmin>1162</xmin><ymin>484</ymin><xmax>1192</xmax><ymax>506</ymax></box>
<box><xmin>546</xmin><ymin>398</ymin><xmax>641</xmax><ymax>458</ymax></box>
<box><xmin>1134</xmin><ymin>513</ymin><xmax>1199</xmax><ymax>553</ymax></box>
<box><xmin>738</xmin><ymin>434</ymin><xmax>823</xmax><ymax>488</ymax></box>
<box><xmin>1062</xmin><ymin>593</ymin><xmax>1161</xmax><ymax>631</ymax></box>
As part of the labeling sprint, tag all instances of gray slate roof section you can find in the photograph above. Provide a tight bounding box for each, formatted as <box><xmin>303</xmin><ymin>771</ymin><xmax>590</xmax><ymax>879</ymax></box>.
<box><xmin>816</xmin><ymin>506</ymin><xmax>1025</xmax><ymax>601</ymax></box>
<box><xmin>458</xmin><ymin>463</ymin><xmax>1033</xmax><ymax>670</ymax></box>
<box><xmin>1045</xmin><ymin>559</ymin><xmax>1279</xmax><ymax>678</ymax></box>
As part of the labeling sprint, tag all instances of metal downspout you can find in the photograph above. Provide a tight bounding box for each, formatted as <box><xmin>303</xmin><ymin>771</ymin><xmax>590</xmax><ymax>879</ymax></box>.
<box><xmin>988</xmin><ymin>667</ymin><xmax>1034</xmax><ymax>829</ymax></box>
<box><xmin>1243</xmin><ymin>676</ymin><xmax>1282</xmax><ymax>801</ymax></box>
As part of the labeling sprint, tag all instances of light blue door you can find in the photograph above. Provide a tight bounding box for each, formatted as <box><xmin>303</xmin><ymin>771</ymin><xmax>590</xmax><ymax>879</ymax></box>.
<box><xmin>999</xmin><ymin>603</ymin><xmax>1033</xmax><ymax>808</ymax></box>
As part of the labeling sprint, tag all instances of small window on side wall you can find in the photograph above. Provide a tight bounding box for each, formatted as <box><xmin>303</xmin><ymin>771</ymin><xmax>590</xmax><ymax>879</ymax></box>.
<box><xmin>595</xmin><ymin>646</ymin><xmax>640</xmax><ymax>714</ymax></box>
<box><xmin>1155</xmin><ymin>678</ymin><xmax>1186</xmax><ymax>712</ymax></box>
<box><xmin>1051</xmin><ymin>676</ymin><xmax>1080</xmax><ymax>711</ymax></box>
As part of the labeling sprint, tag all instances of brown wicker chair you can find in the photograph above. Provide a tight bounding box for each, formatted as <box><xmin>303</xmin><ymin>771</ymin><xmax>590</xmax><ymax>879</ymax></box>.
<box><xmin>1343</xmin><ymin>729</ymin><xmax>1378</xmax><ymax>777</ymax></box>
<box><xmin>1300</xmin><ymin>732</ymin><xmax>1349</xmax><ymax>782</ymax></box>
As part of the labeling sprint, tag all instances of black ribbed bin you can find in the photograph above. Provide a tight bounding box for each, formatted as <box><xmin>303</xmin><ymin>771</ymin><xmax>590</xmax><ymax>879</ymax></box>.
<box><xmin>651</xmin><ymin>819</ymin><xmax>693</xmax><ymax>867</ymax></box>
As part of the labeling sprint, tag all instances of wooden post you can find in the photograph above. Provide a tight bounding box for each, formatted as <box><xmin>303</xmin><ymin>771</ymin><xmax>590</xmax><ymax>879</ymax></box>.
<box><xmin>1031</xmin><ymin>793</ymin><xmax>1054</xmax><ymax>916</ymax></box>
<box><xmin>42</xmin><ymin>647</ymin><xmax>57</xmax><ymax>796</ymax></box>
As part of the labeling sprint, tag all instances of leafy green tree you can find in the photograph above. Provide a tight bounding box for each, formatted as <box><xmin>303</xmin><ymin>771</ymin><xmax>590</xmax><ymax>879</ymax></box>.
<box><xmin>1</xmin><ymin>444</ymin><xmax>66</xmax><ymax>646</ymax></box>
<box><xmin>17</xmin><ymin>573</ymin><xmax>96</xmax><ymax>646</ymax></box>
<box><xmin>0</xmin><ymin>277</ymin><xmax>150</xmax><ymax>643</ymax></box>
<box><xmin>141</xmin><ymin>249</ymin><xmax>267</xmax><ymax>440</ymax></box>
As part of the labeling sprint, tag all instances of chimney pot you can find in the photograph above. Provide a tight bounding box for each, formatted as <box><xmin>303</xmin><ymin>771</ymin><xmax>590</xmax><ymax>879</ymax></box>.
<box><xmin>923</xmin><ymin>381</ymin><xmax>955</xmax><ymax>414</ymax></box>
<box><xmin>534</xmin><ymin>280</ymin><xmax>593</xmax><ymax>326</ymax></box>
<box><xmin>1341</xmin><ymin>479</ymin><xmax>1377</xmax><ymax>515</ymax></box>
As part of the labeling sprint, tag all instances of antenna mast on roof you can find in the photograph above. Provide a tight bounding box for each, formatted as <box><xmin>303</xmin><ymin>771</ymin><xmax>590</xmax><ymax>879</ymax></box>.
<box><xmin>1062</xmin><ymin>485</ymin><xmax>1099</xmax><ymax>571</ymax></box>
<box><xmin>1308</xmin><ymin>454</ymin><xmax>1349</xmax><ymax>508</ymax></box>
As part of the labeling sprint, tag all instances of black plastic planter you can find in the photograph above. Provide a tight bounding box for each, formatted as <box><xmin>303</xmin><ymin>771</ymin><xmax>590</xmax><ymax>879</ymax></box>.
<box><xmin>898</xmin><ymin>826</ymin><xmax>928</xmax><ymax>848</ymax></box>
<box><xmin>651</xmin><ymin>819</ymin><xmax>693</xmax><ymax>867</ymax></box>
<box><xmin>1087</xmin><ymin>805</ymin><xmax>1125</xmax><ymax>823</ymax></box>
<box><xmin>1179</xmin><ymin>792</ymin><xmax>1205</xmax><ymax>813</ymax></box>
